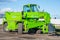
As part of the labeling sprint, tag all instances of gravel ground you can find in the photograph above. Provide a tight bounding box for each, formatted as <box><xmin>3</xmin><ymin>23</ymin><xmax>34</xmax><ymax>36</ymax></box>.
<box><xmin>0</xmin><ymin>25</ymin><xmax>60</xmax><ymax>40</ymax></box>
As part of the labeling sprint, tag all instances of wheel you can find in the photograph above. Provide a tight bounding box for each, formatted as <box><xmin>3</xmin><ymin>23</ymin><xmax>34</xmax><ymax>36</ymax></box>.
<box><xmin>3</xmin><ymin>23</ymin><xmax>8</xmax><ymax>32</ymax></box>
<box><xmin>18</xmin><ymin>23</ymin><xmax>23</xmax><ymax>34</ymax></box>
<box><xmin>36</xmin><ymin>30</ymin><xmax>42</xmax><ymax>34</ymax></box>
<box><xmin>28</xmin><ymin>29</ymin><xmax>36</xmax><ymax>34</ymax></box>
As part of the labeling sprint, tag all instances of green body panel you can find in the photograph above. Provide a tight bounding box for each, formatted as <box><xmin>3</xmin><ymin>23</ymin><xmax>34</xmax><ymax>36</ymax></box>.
<box><xmin>24</xmin><ymin>12</ymin><xmax>40</xmax><ymax>18</ymax></box>
<box><xmin>3</xmin><ymin>4</ymin><xmax>50</xmax><ymax>33</ymax></box>
<box><xmin>4</xmin><ymin>12</ymin><xmax>22</xmax><ymax>30</ymax></box>
<box><xmin>5</xmin><ymin>12</ymin><xmax>22</xmax><ymax>21</ymax></box>
<box><xmin>6</xmin><ymin>21</ymin><xmax>18</xmax><ymax>31</ymax></box>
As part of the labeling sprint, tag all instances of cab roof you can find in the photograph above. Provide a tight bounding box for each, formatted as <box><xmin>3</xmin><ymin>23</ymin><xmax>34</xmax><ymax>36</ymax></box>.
<box><xmin>24</xmin><ymin>4</ymin><xmax>37</xmax><ymax>6</ymax></box>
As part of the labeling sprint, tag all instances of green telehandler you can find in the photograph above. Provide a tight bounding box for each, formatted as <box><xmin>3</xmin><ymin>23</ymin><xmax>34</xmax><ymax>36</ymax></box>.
<box><xmin>3</xmin><ymin>4</ymin><xmax>55</xmax><ymax>34</ymax></box>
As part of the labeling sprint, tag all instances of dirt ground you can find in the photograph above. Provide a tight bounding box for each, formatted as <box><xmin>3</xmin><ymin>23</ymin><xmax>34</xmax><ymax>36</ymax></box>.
<box><xmin>0</xmin><ymin>25</ymin><xmax>60</xmax><ymax>40</ymax></box>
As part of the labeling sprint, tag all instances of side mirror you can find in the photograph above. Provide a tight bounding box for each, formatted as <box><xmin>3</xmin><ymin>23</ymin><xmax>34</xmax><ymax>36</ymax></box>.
<box><xmin>38</xmin><ymin>6</ymin><xmax>40</xmax><ymax>9</ymax></box>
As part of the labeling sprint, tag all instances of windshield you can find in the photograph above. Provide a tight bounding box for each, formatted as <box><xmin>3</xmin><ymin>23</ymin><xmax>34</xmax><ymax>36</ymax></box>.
<box><xmin>23</xmin><ymin>5</ymin><xmax>39</xmax><ymax>12</ymax></box>
<box><xmin>30</xmin><ymin>5</ymin><xmax>38</xmax><ymax>12</ymax></box>
<box><xmin>23</xmin><ymin>6</ymin><xmax>30</xmax><ymax>12</ymax></box>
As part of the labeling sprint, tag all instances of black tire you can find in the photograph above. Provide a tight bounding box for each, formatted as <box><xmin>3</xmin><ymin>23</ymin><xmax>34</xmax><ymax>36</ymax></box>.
<box><xmin>28</xmin><ymin>29</ymin><xmax>36</xmax><ymax>34</ymax></box>
<box><xmin>18</xmin><ymin>23</ymin><xmax>23</xmax><ymax>34</ymax></box>
<box><xmin>3</xmin><ymin>23</ymin><xmax>8</xmax><ymax>32</ymax></box>
<box><xmin>36</xmin><ymin>30</ymin><xmax>42</xmax><ymax>34</ymax></box>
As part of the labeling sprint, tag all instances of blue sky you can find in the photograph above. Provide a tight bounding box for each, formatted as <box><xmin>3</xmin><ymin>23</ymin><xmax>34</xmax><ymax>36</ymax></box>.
<box><xmin>0</xmin><ymin>0</ymin><xmax>60</xmax><ymax>19</ymax></box>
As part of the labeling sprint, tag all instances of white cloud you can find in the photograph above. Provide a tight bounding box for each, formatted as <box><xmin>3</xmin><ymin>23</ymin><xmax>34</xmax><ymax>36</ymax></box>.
<box><xmin>0</xmin><ymin>8</ymin><xmax>13</xmax><ymax>14</ymax></box>
<box><xmin>0</xmin><ymin>8</ymin><xmax>21</xmax><ymax>14</ymax></box>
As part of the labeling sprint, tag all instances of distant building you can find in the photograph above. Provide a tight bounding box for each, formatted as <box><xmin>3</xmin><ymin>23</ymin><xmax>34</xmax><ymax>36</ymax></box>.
<box><xmin>0</xmin><ymin>14</ymin><xmax>5</xmax><ymax>18</ymax></box>
<box><xmin>51</xmin><ymin>19</ymin><xmax>60</xmax><ymax>28</ymax></box>
<box><xmin>51</xmin><ymin>19</ymin><xmax>60</xmax><ymax>25</ymax></box>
